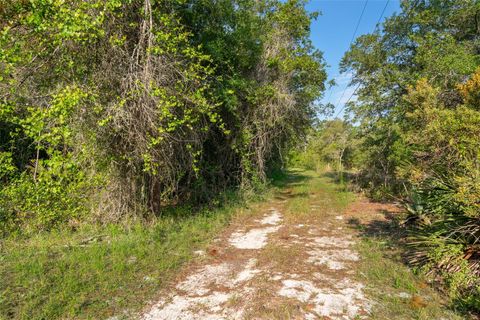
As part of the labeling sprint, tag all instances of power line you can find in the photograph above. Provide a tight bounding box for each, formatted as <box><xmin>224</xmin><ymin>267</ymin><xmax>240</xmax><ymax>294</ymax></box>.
<box><xmin>349</xmin><ymin>0</ymin><xmax>369</xmax><ymax>45</ymax></box>
<box><xmin>333</xmin><ymin>83</ymin><xmax>360</xmax><ymax>119</ymax></box>
<box><xmin>333</xmin><ymin>0</ymin><xmax>390</xmax><ymax>119</ymax></box>
<box><xmin>325</xmin><ymin>86</ymin><xmax>334</xmax><ymax>103</ymax></box>
<box><xmin>376</xmin><ymin>0</ymin><xmax>391</xmax><ymax>29</ymax></box>
<box><xmin>332</xmin><ymin>0</ymin><xmax>369</xmax><ymax>110</ymax></box>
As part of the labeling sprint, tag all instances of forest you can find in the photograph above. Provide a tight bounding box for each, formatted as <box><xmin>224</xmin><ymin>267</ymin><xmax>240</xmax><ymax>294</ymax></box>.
<box><xmin>0</xmin><ymin>0</ymin><xmax>325</xmax><ymax>233</ymax></box>
<box><xmin>0</xmin><ymin>0</ymin><xmax>479</xmax><ymax>319</ymax></box>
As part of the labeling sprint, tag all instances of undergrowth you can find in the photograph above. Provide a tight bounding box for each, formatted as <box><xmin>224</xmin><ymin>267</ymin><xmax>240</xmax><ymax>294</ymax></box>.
<box><xmin>0</xmin><ymin>184</ymin><xmax>271</xmax><ymax>320</ymax></box>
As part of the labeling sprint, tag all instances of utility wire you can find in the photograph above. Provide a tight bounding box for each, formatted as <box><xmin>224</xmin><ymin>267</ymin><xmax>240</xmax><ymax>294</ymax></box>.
<box><xmin>376</xmin><ymin>0</ymin><xmax>391</xmax><ymax>30</ymax></box>
<box><xmin>349</xmin><ymin>0</ymin><xmax>369</xmax><ymax>45</ymax></box>
<box><xmin>325</xmin><ymin>87</ymin><xmax>334</xmax><ymax>105</ymax></box>
<box><xmin>332</xmin><ymin>0</ymin><xmax>369</xmax><ymax>110</ymax></box>
<box><xmin>333</xmin><ymin>0</ymin><xmax>390</xmax><ymax>119</ymax></box>
<box><xmin>333</xmin><ymin>83</ymin><xmax>361</xmax><ymax>119</ymax></box>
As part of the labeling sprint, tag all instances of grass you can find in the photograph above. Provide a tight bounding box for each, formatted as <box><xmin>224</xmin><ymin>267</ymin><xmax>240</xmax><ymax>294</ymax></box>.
<box><xmin>356</xmin><ymin>237</ymin><xmax>464</xmax><ymax>319</ymax></box>
<box><xmin>282</xmin><ymin>168</ymin><xmax>353</xmax><ymax>219</ymax></box>
<box><xmin>0</xmin><ymin>188</ymin><xmax>271</xmax><ymax>320</ymax></box>
<box><xmin>0</xmin><ymin>169</ymin><xmax>468</xmax><ymax>319</ymax></box>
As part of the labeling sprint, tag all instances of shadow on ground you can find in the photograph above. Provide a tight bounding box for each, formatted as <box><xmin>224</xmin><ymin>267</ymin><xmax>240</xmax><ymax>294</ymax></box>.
<box><xmin>269</xmin><ymin>169</ymin><xmax>313</xmax><ymax>201</ymax></box>
<box><xmin>321</xmin><ymin>170</ymin><xmax>357</xmax><ymax>184</ymax></box>
<box><xmin>320</xmin><ymin>171</ymin><xmax>408</xmax><ymax>258</ymax></box>
<box><xmin>347</xmin><ymin>211</ymin><xmax>406</xmax><ymax>240</ymax></box>
<box><xmin>269</xmin><ymin>169</ymin><xmax>312</xmax><ymax>188</ymax></box>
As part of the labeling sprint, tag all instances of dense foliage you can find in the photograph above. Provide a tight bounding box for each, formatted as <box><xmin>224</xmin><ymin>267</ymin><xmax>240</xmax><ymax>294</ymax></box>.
<box><xmin>289</xmin><ymin>119</ymin><xmax>359</xmax><ymax>172</ymax></box>
<box><xmin>336</xmin><ymin>0</ymin><xmax>479</xmax><ymax>311</ymax></box>
<box><xmin>0</xmin><ymin>0</ymin><xmax>326</xmax><ymax>235</ymax></box>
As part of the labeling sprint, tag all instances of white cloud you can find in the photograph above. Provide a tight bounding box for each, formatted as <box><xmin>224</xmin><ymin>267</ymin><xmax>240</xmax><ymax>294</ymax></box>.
<box><xmin>333</xmin><ymin>72</ymin><xmax>353</xmax><ymax>87</ymax></box>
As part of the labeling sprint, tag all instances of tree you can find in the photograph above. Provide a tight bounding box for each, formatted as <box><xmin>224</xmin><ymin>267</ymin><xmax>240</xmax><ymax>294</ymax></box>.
<box><xmin>341</xmin><ymin>0</ymin><xmax>480</xmax><ymax>308</ymax></box>
<box><xmin>0</xmin><ymin>0</ymin><xmax>327</xmax><ymax>234</ymax></box>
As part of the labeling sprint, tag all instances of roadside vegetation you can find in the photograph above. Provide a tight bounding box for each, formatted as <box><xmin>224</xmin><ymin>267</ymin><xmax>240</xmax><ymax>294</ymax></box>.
<box><xmin>0</xmin><ymin>183</ymin><xmax>277</xmax><ymax>319</ymax></box>
<box><xmin>292</xmin><ymin>0</ymin><xmax>480</xmax><ymax>313</ymax></box>
<box><xmin>0</xmin><ymin>0</ymin><xmax>326</xmax><ymax>236</ymax></box>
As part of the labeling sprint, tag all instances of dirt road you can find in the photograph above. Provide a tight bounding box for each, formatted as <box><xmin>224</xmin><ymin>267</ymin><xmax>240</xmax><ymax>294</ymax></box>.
<box><xmin>140</xmin><ymin>172</ymin><xmax>464</xmax><ymax>320</ymax></box>
<box><xmin>142</xmin><ymin>175</ymin><xmax>370</xmax><ymax>319</ymax></box>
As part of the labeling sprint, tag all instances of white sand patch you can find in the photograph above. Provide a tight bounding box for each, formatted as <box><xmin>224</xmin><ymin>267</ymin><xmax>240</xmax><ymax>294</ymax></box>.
<box><xmin>278</xmin><ymin>279</ymin><xmax>370</xmax><ymax>319</ymax></box>
<box><xmin>145</xmin><ymin>258</ymin><xmax>261</xmax><ymax>319</ymax></box>
<box><xmin>143</xmin><ymin>292</ymin><xmax>237</xmax><ymax>320</ymax></box>
<box><xmin>319</xmin><ymin>259</ymin><xmax>345</xmax><ymax>270</ymax></box>
<box><xmin>312</xmin><ymin>287</ymin><xmax>369</xmax><ymax>318</ymax></box>
<box><xmin>259</xmin><ymin>210</ymin><xmax>283</xmax><ymax>225</ymax></box>
<box><xmin>335</xmin><ymin>215</ymin><xmax>344</xmax><ymax>220</ymax></box>
<box><xmin>333</xmin><ymin>278</ymin><xmax>363</xmax><ymax>290</ymax></box>
<box><xmin>397</xmin><ymin>292</ymin><xmax>412</xmax><ymax>299</ymax></box>
<box><xmin>234</xmin><ymin>258</ymin><xmax>260</xmax><ymax>284</ymax></box>
<box><xmin>279</xmin><ymin>279</ymin><xmax>318</xmax><ymax>302</ymax></box>
<box><xmin>271</xmin><ymin>274</ymin><xmax>283</xmax><ymax>281</ymax></box>
<box><xmin>176</xmin><ymin>264</ymin><xmax>232</xmax><ymax>295</ymax></box>
<box><xmin>304</xmin><ymin>313</ymin><xmax>316</xmax><ymax>320</ymax></box>
<box><xmin>229</xmin><ymin>226</ymin><xmax>280</xmax><ymax>249</ymax></box>
<box><xmin>312</xmin><ymin>236</ymin><xmax>354</xmax><ymax>248</ymax></box>
<box><xmin>229</xmin><ymin>210</ymin><xmax>282</xmax><ymax>249</ymax></box>
<box><xmin>307</xmin><ymin>249</ymin><xmax>359</xmax><ymax>270</ymax></box>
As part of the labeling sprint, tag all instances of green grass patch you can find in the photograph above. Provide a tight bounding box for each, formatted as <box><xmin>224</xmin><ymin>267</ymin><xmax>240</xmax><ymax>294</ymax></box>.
<box><xmin>283</xmin><ymin>169</ymin><xmax>354</xmax><ymax>218</ymax></box>
<box><xmin>0</xmin><ymin>189</ymin><xmax>270</xmax><ymax>320</ymax></box>
<box><xmin>356</xmin><ymin>236</ymin><xmax>465</xmax><ymax>319</ymax></box>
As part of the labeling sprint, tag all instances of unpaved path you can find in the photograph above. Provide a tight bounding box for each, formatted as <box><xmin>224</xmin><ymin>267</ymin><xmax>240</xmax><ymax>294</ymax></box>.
<box><xmin>141</xmin><ymin>180</ymin><xmax>372</xmax><ymax>319</ymax></box>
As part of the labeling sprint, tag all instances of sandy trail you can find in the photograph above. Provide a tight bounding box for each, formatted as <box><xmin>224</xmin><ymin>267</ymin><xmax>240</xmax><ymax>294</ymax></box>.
<box><xmin>142</xmin><ymin>202</ymin><xmax>371</xmax><ymax>320</ymax></box>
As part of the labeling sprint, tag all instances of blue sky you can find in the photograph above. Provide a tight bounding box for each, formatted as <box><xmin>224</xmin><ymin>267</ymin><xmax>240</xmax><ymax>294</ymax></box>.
<box><xmin>305</xmin><ymin>0</ymin><xmax>401</xmax><ymax>118</ymax></box>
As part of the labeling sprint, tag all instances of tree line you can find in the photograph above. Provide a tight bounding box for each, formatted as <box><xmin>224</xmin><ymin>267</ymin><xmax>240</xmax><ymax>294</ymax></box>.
<box><xmin>0</xmin><ymin>0</ymin><xmax>326</xmax><ymax>235</ymax></box>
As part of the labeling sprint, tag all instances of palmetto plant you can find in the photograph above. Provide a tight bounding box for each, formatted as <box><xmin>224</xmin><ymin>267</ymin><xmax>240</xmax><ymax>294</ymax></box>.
<box><xmin>406</xmin><ymin>216</ymin><xmax>480</xmax><ymax>289</ymax></box>
<box><xmin>402</xmin><ymin>191</ymin><xmax>431</xmax><ymax>227</ymax></box>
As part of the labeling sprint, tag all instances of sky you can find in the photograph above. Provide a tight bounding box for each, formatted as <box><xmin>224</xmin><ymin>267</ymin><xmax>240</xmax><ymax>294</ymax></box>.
<box><xmin>305</xmin><ymin>0</ymin><xmax>401</xmax><ymax>118</ymax></box>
